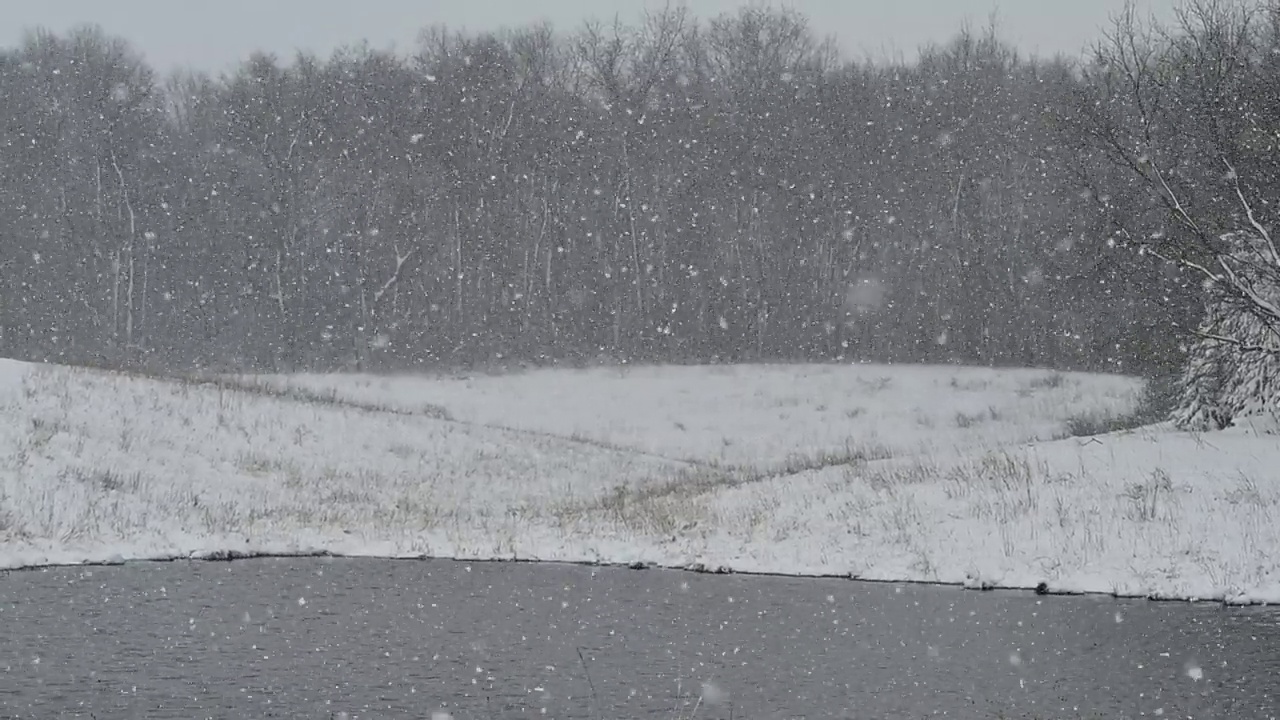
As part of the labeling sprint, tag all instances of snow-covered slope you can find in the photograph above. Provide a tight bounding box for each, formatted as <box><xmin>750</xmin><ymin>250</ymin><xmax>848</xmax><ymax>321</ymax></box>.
<box><xmin>2</xmin><ymin>360</ymin><xmax>1276</xmax><ymax>604</ymax></box>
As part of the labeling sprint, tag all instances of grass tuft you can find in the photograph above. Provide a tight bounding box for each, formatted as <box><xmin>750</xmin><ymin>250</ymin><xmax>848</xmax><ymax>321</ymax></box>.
<box><xmin>955</xmin><ymin>406</ymin><xmax>1002</xmax><ymax>428</ymax></box>
<box><xmin>776</xmin><ymin>440</ymin><xmax>894</xmax><ymax>475</ymax></box>
<box><xmin>1122</xmin><ymin>468</ymin><xmax>1175</xmax><ymax>522</ymax></box>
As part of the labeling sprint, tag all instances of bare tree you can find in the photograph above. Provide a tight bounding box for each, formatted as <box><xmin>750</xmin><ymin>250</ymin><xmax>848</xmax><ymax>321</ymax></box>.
<box><xmin>0</xmin><ymin>14</ymin><xmax>1192</xmax><ymax>377</ymax></box>
<box><xmin>1063</xmin><ymin>0</ymin><xmax>1280</xmax><ymax>425</ymax></box>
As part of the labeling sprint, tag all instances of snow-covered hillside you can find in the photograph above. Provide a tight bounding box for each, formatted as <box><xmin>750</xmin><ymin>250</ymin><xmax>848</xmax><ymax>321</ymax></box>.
<box><xmin>2</xmin><ymin>359</ymin><xmax>1276</xmax><ymax>604</ymax></box>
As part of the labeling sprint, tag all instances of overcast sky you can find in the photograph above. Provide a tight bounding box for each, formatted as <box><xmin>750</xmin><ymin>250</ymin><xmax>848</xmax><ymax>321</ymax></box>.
<box><xmin>7</xmin><ymin>0</ymin><xmax>1178</xmax><ymax>75</ymax></box>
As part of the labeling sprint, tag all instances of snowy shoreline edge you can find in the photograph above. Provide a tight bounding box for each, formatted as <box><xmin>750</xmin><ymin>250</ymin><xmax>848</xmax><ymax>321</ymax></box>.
<box><xmin>2</xmin><ymin>548</ymin><xmax>1270</xmax><ymax>608</ymax></box>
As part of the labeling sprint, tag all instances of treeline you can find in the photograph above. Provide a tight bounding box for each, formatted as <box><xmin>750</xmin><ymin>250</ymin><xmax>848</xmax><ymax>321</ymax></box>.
<box><xmin>0</xmin><ymin>7</ymin><xmax>1201</xmax><ymax>374</ymax></box>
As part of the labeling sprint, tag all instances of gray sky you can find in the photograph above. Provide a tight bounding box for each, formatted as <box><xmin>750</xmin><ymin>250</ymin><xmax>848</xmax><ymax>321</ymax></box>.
<box><xmin>7</xmin><ymin>0</ymin><xmax>1178</xmax><ymax>75</ymax></box>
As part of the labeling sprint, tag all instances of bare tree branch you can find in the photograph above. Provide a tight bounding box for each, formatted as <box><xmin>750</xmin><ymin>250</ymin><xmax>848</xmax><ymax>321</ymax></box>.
<box><xmin>372</xmin><ymin>245</ymin><xmax>418</xmax><ymax>306</ymax></box>
<box><xmin>1223</xmin><ymin>156</ymin><xmax>1280</xmax><ymax>268</ymax></box>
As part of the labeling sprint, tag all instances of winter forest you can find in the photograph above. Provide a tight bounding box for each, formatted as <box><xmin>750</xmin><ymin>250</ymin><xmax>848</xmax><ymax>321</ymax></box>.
<box><xmin>1</xmin><ymin>2</ymin><xmax>1277</xmax><ymax>424</ymax></box>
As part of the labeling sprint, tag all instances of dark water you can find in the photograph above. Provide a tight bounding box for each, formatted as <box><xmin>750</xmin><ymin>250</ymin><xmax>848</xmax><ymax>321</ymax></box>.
<box><xmin>0</xmin><ymin>558</ymin><xmax>1277</xmax><ymax>719</ymax></box>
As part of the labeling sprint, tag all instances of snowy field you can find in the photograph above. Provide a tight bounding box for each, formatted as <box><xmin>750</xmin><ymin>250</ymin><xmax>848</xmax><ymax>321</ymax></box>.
<box><xmin>2</xmin><ymin>358</ymin><xmax>1278</xmax><ymax>604</ymax></box>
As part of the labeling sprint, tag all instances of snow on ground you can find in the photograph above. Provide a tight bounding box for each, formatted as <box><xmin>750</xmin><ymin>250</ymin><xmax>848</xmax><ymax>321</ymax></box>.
<box><xmin>247</xmin><ymin>363</ymin><xmax>1141</xmax><ymax>466</ymax></box>
<box><xmin>2</xmin><ymin>359</ymin><xmax>1278</xmax><ymax>604</ymax></box>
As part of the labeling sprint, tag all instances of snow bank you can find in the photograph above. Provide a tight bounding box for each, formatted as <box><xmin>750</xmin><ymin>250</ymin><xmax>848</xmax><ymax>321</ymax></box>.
<box><xmin>2</xmin><ymin>360</ymin><xmax>1277</xmax><ymax>605</ymax></box>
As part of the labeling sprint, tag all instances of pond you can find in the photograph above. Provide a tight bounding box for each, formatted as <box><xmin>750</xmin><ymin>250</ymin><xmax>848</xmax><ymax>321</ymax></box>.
<box><xmin>1</xmin><ymin>558</ymin><xmax>1277</xmax><ymax>718</ymax></box>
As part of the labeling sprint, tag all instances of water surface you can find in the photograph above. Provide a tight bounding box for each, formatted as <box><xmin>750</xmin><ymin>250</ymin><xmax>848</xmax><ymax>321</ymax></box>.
<box><xmin>1</xmin><ymin>558</ymin><xmax>1277</xmax><ymax>718</ymax></box>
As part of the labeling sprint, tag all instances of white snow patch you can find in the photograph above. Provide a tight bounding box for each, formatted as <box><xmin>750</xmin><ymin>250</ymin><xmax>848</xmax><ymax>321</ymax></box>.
<box><xmin>0</xmin><ymin>358</ymin><xmax>32</xmax><ymax>394</ymax></box>
<box><xmin>700</xmin><ymin>680</ymin><xmax>728</xmax><ymax>705</ymax></box>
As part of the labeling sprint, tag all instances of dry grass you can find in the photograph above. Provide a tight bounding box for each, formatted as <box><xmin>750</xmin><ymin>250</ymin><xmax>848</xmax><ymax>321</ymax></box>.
<box><xmin>549</xmin><ymin>440</ymin><xmax>897</xmax><ymax>538</ymax></box>
<box><xmin>773</xmin><ymin>440</ymin><xmax>894</xmax><ymax>475</ymax></box>
<box><xmin>1121</xmin><ymin>469</ymin><xmax>1175</xmax><ymax>523</ymax></box>
<box><xmin>193</xmin><ymin>373</ymin><xmax>454</xmax><ymax>420</ymax></box>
